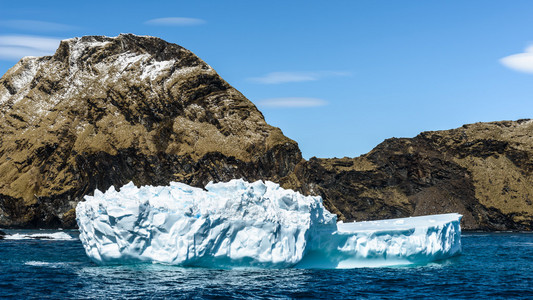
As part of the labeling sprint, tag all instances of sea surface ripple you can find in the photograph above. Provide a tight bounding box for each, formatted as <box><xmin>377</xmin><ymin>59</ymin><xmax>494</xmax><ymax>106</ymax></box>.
<box><xmin>1</xmin><ymin>231</ymin><xmax>532</xmax><ymax>299</ymax></box>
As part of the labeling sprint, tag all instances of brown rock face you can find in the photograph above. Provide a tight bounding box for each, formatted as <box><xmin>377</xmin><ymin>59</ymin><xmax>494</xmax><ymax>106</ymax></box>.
<box><xmin>282</xmin><ymin>120</ymin><xmax>533</xmax><ymax>230</ymax></box>
<box><xmin>0</xmin><ymin>34</ymin><xmax>531</xmax><ymax>231</ymax></box>
<box><xmin>0</xmin><ymin>34</ymin><xmax>301</xmax><ymax>228</ymax></box>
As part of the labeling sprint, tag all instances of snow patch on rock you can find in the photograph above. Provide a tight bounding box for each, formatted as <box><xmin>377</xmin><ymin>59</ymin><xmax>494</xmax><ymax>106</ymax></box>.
<box><xmin>0</xmin><ymin>57</ymin><xmax>40</xmax><ymax>106</ymax></box>
<box><xmin>140</xmin><ymin>59</ymin><xmax>176</xmax><ymax>80</ymax></box>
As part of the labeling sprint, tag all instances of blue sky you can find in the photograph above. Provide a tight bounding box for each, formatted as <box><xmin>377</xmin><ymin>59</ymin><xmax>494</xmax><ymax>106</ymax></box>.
<box><xmin>1</xmin><ymin>1</ymin><xmax>532</xmax><ymax>159</ymax></box>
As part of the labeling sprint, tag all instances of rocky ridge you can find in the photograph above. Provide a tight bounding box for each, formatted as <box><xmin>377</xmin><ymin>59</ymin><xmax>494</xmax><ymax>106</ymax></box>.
<box><xmin>0</xmin><ymin>34</ymin><xmax>300</xmax><ymax>228</ymax></box>
<box><xmin>283</xmin><ymin>120</ymin><xmax>533</xmax><ymax>230</ymax></box>
<box><xmin>0</xmin><ymin>34</ymin><xmax>531</xmax><ymax>230</ymax></box>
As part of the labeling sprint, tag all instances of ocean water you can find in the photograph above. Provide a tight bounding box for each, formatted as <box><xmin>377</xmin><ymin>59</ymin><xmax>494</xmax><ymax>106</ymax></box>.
<box><xmin>1</xmin><ymin>231</ymin><xmax>532</xmax><ymax>299</ymax></box>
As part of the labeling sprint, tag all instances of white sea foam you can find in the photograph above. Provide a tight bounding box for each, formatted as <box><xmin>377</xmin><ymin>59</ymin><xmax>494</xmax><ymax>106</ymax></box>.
<box><xmin>4</xmin><ymin>232</ymin><xmax>75</xmax><ymax>240</ymax></box>
<box><xmin>24</xmin><ymin>261</ymin><xmax>68</xmax><ymax>268</ymax></box>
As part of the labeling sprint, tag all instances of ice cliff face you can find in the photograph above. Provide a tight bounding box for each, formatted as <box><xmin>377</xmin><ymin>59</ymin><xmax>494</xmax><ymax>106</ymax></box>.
<box><xmin>76</xmin><ymin>180</ymin><xmax>462</xmax><ymax>268</ymax></box>
<box><xmin>77</xmin><ymin>179</ymin><xmax>337</xmax><ymax>267</ymax></box>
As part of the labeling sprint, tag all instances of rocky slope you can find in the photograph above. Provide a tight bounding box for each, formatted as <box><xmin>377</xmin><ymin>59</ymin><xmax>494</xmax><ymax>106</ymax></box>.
<box><xmin>0</xmin><ymin>34</ymin><xmax>301</xmax><ymax>228</ymax></box>
<box><xmin>282</xmin><ymin>120</ymin><xmax>533</xmax><ymax>230</ymax></box>
<box><xmin>0</xmin><ymin>34</ymin><xmax>531</xmax><ymax>230</ymax></box>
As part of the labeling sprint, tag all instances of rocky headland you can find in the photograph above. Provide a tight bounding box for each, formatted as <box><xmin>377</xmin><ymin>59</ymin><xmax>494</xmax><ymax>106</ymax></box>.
<box><xmin>0</xmin><ymin>34</ymin><xmax>300</xmax><ymax>228</ymax></box>
<box><xmin>282</xmin><ymin>120</ymin><xmax>533</xmax><ymax>230</ymax></box>
<box><xmin>0</xmin><ymin>34</ymin><xmax>531</xmax><ymax>230</ymax></box>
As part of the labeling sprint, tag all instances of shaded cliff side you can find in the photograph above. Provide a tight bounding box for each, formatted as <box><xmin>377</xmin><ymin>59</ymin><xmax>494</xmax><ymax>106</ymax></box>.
<box><xmin>0</xmin><ymin>34</ymin><xmax>301</xmax><ymax>228</ymax></box>
<box><xmin>0</xmin><ymin>34</ymin><xmax>531</xmax><ymax>230</ymax></box>
<box><xmin>282</xmin><ymin>120</ymin><xmax>533</xmax><ymax>230</ymax></box>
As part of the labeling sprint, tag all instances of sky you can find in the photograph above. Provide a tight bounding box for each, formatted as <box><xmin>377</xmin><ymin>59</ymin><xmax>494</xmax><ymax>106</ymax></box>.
<box><xmin>1</xmin><ymin>1</ymin><xmax>532</xmax><ymax>159</ymax></box>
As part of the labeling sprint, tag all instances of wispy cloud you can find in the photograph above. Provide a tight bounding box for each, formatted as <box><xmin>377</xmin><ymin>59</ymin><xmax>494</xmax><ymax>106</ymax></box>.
<box><xmin>144</xmin><ymin>17</ymin><xmax>206</xmax><ymax>26</ymax></box>
<box><xmin>0</xmin><ymin>35</ymin><xmax>61</xmax><ymax>60</ymax></box>
<box><xmin>248</xmin><ymin>71</ymin><xmax>351</xmax><ymax>84</ymax></box>
<box><xmin>500</xmin><ymin>45</ymin><xmax>533</xmax><ymax>73</ymax></box>
<box><xmin>0</xmin><ymin>20</ymin><xmax>78</xmax><ymax>32</ymax></box>
<box><xmin>256</xmin><ymin>97</ymin><xmax>328</xmax><ymax>108</ymax></box>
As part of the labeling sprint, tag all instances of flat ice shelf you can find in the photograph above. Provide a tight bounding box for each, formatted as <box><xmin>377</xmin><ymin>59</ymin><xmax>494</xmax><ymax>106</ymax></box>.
<box><xmin>298</xmin><ymin>213</ymin><xmax>462</xmax><ymax>268</ymax></box>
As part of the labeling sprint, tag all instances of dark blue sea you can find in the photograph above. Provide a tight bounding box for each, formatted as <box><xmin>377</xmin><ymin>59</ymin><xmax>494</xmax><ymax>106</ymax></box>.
<box><xmin>1</xmin><ymin>231</ymin><xmax>532</xmax><ymax>299</ymax></box>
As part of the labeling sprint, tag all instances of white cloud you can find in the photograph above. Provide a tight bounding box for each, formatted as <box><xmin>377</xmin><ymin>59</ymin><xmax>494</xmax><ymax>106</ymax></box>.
<box><xmin>0</xmin><ymin>35</ymin><xmax>61</xmax><ymax>60</ymax></box>
<box><xmin>0</xmin><ymin>20</ymin><xmax>77</xmax><ymax>32</ymax></box>
<box><xmin>256</xmin><ymin>97</ymin><xmax>328</xmax><ymax>108</ymax></box>
<box><xmin>248</xmin><ymin>71</ymin><xmax>350</xmax><ymax>84</ymax></box>
<box><xmin>0</xmin><ymin>46</ymin><xmax>54</xmax><ymax>59</ymax></box>
<box><xmin>500</xmin><ymin>45</ymin><xmax>533</xmax><ymax>73</ymax></box>
<box><xmin>144</xmin><ymin>17</ymin><xmax>206</xmax><ymax>26</ymax></box>
<box><xmin>249</xmin><ymin>72</ymin><xmax>317</xmax><ymax>84</ymax></box>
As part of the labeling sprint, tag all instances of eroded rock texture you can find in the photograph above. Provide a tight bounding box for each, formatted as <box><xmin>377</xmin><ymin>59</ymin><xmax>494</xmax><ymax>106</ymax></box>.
<box><xmin>0</xmin><ymin>34</ymin><xmax>300</xmax><ymax>228</ymax></box>
<box><xmin>282</xmin><ymin>120</ymin><xmax>533</xmax><ymax>230</ymax></box>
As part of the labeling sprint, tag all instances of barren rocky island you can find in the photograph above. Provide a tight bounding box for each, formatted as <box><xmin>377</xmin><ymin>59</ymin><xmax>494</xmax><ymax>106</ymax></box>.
<box><xmin>0</xmin><ymin>34</ymin><xmax>531</xmax><ymax>230</ymax></box>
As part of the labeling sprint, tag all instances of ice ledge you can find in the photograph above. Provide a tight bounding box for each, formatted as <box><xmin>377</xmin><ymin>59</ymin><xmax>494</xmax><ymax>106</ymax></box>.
<box><xmin>337</xmin><ymin>213</ymin><xmax>462</xmax><ymax>233</ymax></box>
<box><xmin>299</xmin><ymin>213</ymin><xmax>462</xmax><ymax>268</ymax></box>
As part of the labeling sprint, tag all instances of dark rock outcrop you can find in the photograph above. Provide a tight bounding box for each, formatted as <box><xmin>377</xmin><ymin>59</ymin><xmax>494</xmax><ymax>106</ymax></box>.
<box><xmin>0</xmin><ymin>34</ymin><xmax>531</xmax><ymax>230</ymax></box>
<box><xmin>282</xmin><ymin>120</ymin><xmax>533</xmax><ymax>230</ymax></box>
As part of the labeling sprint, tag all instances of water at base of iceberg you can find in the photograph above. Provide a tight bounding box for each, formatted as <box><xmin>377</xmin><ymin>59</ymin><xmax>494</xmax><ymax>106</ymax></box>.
<box><xmin>76</xmin><ymin>179</ymin><xmax>462</xmax><ymax>268</ymax></box>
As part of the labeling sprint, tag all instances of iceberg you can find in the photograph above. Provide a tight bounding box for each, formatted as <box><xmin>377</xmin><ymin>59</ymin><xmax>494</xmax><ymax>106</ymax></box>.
<box><xmin>76</xmin><ymin>179</ymin><xmax>461</xmax><ymax>268</ymax></box>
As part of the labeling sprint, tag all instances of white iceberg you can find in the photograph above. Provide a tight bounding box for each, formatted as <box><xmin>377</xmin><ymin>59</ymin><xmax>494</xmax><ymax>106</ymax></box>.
<box><xmin>76</xmin><ymin>179</ymin><xmax>461</xmax><ymax>268</ymax></box>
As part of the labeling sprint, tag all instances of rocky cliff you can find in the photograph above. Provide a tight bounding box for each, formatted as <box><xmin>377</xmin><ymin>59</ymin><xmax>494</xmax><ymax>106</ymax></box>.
<box><xmin>282</xmin><ymin>120</ymin><xmax>533</xmax><ymax>230</ymax></box>
<box><xmin>0</xmin><ymin>34</ymin><xmax>531</xmax><ymax>230</ymax></box>
<box><xmin>0</xmin><ymin>34</ymin><xmax>301</xmax><ymax>228</ymax></box>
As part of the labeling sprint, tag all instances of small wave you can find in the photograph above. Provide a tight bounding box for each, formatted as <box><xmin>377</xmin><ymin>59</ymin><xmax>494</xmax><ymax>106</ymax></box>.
<box><xmin>24</xmin><ymin>261</ymin><xmax>67</xmax><ymax>268</ymax></box>
<box><xmin>4</xmin><ymin>232</ymin><xmax>75</xmax><ymax>240</ymax></box>
<box><xmin>510</xmin><ymin>242</ymin><xmax>533</xmax><ymax>246</ymax></box>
